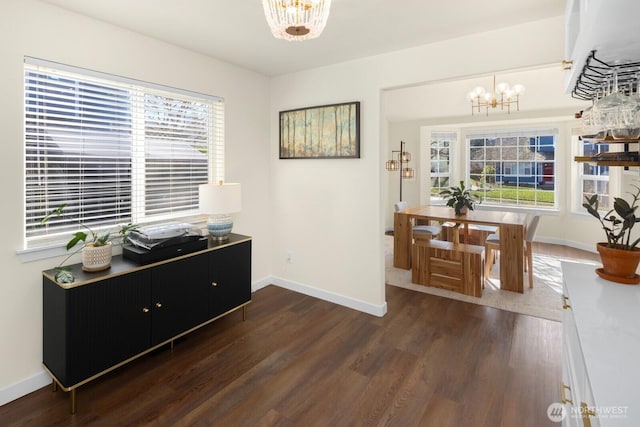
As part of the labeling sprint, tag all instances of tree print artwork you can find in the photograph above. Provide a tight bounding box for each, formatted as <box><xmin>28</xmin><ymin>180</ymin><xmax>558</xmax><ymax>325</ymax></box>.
<box><xmin>279</xmin><ymin>102</ymin><xmax>360</xmax><ymax>159</ymax></box>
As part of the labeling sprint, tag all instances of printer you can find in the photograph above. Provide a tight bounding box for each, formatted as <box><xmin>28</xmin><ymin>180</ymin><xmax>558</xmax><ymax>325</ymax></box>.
<box><xmin>123</xmin><ymin>222</ymin><xmax>208</xmax><ymax>264</ymax></box>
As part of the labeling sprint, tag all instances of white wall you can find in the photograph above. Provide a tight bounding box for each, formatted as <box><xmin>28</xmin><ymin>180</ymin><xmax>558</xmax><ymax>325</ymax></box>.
<box><xmin>0</xmin><ymin>0</ymin><xmax>271</xmax><ymax>404</ymax></box>
<box><xmin>0</xmin><ymin>5</ymin><xmax>571</xmax><ymax>405</ymax></box>
<box><xmin>268</xmin><ymin>16</ymin><xmax>566</xmax><ymax>316</ymax></box>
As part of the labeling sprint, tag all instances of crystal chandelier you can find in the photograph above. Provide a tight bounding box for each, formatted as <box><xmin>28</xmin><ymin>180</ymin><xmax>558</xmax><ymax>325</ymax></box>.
<box><xmin>262</xmin><ymin>0</ymin><xmax>332</xmax><ymax>41</ymax></box>
<box><xmin>467</xmin><ymin>75</ymin><xmax>525</xmax><ymax>116</ymax></box>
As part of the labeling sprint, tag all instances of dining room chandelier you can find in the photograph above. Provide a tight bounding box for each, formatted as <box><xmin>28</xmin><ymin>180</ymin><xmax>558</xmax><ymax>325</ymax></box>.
<box><xmin>467</xmin><ymin>75</ymin><xmax>525</xmax><ymax>116</ymax></box>
<box><xmin>262</xmin><ymin>0</ymin><xmax>332</xmax><ymax>41</ymax></box>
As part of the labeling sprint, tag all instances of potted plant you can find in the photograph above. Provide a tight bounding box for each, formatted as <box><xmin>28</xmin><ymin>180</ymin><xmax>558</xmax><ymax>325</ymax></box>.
<box><xmin>583</xmin><ymin>184</ymin><xmax>640</xmax><ymax>284</ymax></box>
<box><xmin>439</xmin><ymin>181</ymin><xmax>481</xmax><ymax>215</ymax></box>
<box><xmin>41</xmin><ymin>204</ymin><xmax>138</xmax><ymax>283</ymax></box>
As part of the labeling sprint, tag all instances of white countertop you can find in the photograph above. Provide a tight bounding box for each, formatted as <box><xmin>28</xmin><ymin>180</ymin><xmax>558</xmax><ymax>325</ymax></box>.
<box><xmin>562</xmin><ymin>261</ymin><xmax>640</xmax><ymax>426</ymax></box>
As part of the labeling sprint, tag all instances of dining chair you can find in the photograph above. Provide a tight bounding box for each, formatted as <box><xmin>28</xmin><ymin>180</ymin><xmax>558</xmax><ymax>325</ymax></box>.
<box><xmin>467</xmin><ymin>224</ymin><xmax>498</xmax><ymax>245</ymax></box>
<box><xmin>441</xmin><ymin>222</ymin><xmax>497</xmax><ymax>245</ymax></box>
<box><xmin>484</xmin><ymin>213</ymin><xmax>540</xmax><ymax>288</ymax></box>
<box><xmin>394</xmin><ymin>202</ymin><xmax>441</xmax><ymax>240</ymax></box>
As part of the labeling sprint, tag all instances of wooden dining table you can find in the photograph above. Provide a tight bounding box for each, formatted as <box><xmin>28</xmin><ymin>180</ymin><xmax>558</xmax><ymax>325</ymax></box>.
<box><xmin>394</xmin><ymin>205</ymin><xmax>530</xmax><ymax>293</ymax></box>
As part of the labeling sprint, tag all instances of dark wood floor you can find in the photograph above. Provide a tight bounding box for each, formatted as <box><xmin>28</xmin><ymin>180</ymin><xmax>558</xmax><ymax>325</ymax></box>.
<box><xmin>1</xmin><ymin>244</ymin><xmax>597</xmax><ymax>427</ymax></box>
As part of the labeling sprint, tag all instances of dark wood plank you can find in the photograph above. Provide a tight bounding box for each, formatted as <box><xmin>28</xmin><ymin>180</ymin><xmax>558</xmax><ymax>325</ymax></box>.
<box><xmin>1</xmin><ymin>242</ymin><xmax>584</xmax><ymax>426</ymax></box>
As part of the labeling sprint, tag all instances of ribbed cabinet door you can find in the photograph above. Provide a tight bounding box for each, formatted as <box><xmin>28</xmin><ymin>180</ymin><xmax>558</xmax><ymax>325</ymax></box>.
<box><xmin>65</xmin><ymin>269</ymin><xmax>151</xmax><ymax>387</ymax></box>
<box><xmin>208</xmin><ymin>240</ymin><xmax>251</xmax><ymax>317</ymax></box>
<box><xmin>150</xmin><ymin>254</ymin><xmax>209</xmax><ymax>345</ymax></box>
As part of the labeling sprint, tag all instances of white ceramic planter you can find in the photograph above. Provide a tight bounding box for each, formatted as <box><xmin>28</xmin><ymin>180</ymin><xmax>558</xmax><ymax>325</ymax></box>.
<box><xmin>82</xmin><ymin>242</ymin><xmax>113</xmax><ymax>272</ymax></box>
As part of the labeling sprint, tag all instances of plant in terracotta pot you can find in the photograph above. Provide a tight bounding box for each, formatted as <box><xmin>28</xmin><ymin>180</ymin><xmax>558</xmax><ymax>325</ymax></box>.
<box><xmin>439</xmin><ymin>181</ymin><xmax>481</xmax><ymax>215</ymax></box>
<box><xmin>40</xmin><ymin>204</ymin><xmax>138</xmax><ymax>284</ymax></box>
<box><xmin>583</xmin><ymin>184</ymin><xmax>640</xmax><ymax>284</ymax></box>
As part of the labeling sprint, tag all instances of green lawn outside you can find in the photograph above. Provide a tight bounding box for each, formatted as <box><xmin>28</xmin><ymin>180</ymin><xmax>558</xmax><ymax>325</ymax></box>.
<box><xmin>432</xmin><ymin>184</ymin><xmax>555</xmax><ymax>206</ymax></box>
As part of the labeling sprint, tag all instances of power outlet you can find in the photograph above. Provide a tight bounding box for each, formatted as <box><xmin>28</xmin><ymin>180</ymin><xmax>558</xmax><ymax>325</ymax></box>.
<box><xmin>286</xmin><ymin>251</ymin><xmax>293</xmax><ymax>263</ymax></box>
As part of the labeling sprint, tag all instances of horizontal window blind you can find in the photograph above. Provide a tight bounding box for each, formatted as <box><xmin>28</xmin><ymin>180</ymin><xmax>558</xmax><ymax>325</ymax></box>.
<box><xmin>24</xmin><ymin>59</ymin><xmax>224</xmax><ymax>247</ymax></box>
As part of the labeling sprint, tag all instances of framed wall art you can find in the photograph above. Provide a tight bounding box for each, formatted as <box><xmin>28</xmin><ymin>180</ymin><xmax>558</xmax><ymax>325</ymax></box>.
<box><xmin>279</xmin><ymin>101</ymin><xmax>360</xmax><ymax>159</ymax></box>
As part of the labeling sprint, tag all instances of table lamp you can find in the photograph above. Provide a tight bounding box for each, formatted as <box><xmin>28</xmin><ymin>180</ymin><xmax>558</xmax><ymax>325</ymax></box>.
<box><xmin>199</xmin><ymin>181</ymin><xmax>242</xmax><ymax>241</ymax></box>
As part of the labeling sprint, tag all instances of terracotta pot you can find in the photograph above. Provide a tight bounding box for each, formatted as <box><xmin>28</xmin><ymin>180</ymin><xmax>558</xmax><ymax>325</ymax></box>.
<box><xmin>596</xmin><ymin>242</ymin><xmax>640</xmax><ymax>282</ymax></box>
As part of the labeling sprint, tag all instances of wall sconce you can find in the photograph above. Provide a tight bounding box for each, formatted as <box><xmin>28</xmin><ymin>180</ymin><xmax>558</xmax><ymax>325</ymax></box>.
<box><xmin>386</xmin><ymin>140</ymin><xmax>414</xmax><ymax>201</ymax></box>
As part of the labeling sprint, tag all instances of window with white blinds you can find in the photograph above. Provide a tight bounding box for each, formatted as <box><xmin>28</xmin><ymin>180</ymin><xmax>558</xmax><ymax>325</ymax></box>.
<box><xmin>24</xmin><ymin>58</ymin><xmax>225</xmax><ymax>248</ymax></box>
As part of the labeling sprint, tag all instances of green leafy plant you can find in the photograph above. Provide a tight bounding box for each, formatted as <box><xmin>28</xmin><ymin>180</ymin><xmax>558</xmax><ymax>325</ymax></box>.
<box><xmin>439</xmin><ymin>181</ymin><xmax>481</xmax><ymax>215</ymax></box>
<box><xmin>40</xmin><ymin>204</ymin><xmax>138</xmax><ymax>283</ymax></box>
<box><xmin>583</xmin><ymin>184</ymin><xmax>640</xmax><ymax>251</ymax></box>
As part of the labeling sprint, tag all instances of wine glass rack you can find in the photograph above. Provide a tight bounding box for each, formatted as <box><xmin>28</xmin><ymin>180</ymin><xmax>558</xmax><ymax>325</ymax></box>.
<box><xmin>572</xmin><ymin>50</ymin><xmax>640</xmax><ymax>102</ymax></box>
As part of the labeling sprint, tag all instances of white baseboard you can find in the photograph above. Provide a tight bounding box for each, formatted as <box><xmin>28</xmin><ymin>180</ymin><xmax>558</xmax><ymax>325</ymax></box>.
<box><xmin>534</xmin><ymin>236</ymin><xmax>598</xmax><ymax>254</ymax></box>
<box><xmin>267</xmin><ymin>276</ymin><xmax>387</xmax><ymax>317</ymax></box>
<box><xmin>252</xmin><ymin>276</ymin><xmax>273</xmax><ymax>292</ymax></box>
<box><xmin>0</xmin><ymin>370</ymin><xmax>50</xmax><ymax>407</ymax></box>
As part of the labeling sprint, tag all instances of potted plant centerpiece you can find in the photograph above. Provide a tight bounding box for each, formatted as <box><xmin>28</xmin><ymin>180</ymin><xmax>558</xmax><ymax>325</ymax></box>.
<box><xmin>41</xmin><ymin>204</ymin><xmax>138</xmax><ymax>284</ymax></box>
<box><xmin>440</xmin><ymin>181</ymin><xmax>481</xmax><ymax>215</ymax></box>
<box><xmin>583</xmin><ymin>184</ymin><xmax>640</xmax><ymax>284</ymax></box>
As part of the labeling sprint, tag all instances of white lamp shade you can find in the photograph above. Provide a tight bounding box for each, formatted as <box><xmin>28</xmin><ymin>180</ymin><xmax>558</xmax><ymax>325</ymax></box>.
<box><xmin>199</xmin><ymin>182</ymin><xmax>242</xmax><ymax>214</ymax></box>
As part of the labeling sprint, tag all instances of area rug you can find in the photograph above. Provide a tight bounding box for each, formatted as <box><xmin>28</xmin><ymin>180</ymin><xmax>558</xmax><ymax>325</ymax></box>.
<box><xmin>385</xmin><ymin>236</ymin><xmax>598</xmax><ymax>322</ymax></box>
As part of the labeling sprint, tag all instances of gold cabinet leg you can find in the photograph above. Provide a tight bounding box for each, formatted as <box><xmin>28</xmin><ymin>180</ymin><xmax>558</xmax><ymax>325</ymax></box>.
<box><xmin>243</xmin><ymin>305</ymin><xmax>247</xmax><ymax>321</ymax></box>
<box><xmin>70</xmin><ymin>388</ymin><xmax>77</xmax><ymax>414</ymax></box>
<box><xmin>52</xmin><ymin>380</ymin><xmax>57</xmax><ymax>392</ymax></box>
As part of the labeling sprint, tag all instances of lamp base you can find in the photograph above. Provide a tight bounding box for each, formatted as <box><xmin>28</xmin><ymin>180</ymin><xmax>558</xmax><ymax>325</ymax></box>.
<box><xmin>207</xmin><ymin>214</ymin><xmax>233</xmax><ymax>241</ymax></box>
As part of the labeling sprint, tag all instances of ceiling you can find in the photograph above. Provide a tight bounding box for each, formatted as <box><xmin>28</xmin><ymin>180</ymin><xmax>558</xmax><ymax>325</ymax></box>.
<box><xmin>42</xmin><ymin>0</ymin><xmax>566</xmax><ymax>77</ymax></box>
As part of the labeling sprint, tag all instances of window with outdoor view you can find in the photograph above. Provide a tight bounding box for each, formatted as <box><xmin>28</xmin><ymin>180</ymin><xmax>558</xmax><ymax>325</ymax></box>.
<box><xmin>467</xmin><ymin>129</ymin><xmax>557</xmax><ymax>209</ymax></box>
<box><xmin>24</xmin><ymin>58</ymin><xmax>224</xmax><ymax>248</ymax></box>
<box><xmin>430</xmin><ymin>131</ymin><xmax>454</xmax><ymax>198</ymax></box>
<box><xmin>577</xmin><ymin>135</ymin><xmax>611</xmax><ymax>211</ymax></box>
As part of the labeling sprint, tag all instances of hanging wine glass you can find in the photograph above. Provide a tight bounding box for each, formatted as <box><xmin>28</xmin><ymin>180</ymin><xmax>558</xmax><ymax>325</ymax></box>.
<box><xmin>581</xmin><ymin>101</ymin><xmax>600</xmax><ymax>139</ymax></box>
<box><xmin>623</xmin><ymin>73</ymin><xmax>640</xmax><ymax>140</ymax></box>
<box><xmin>590</xmin><ymin>82</ymin><xmax>609</xmax><ymax>139</ymax></box>
<box><xmin>597</xmin><ymin>67</ymin><xmax>638</xmax><ymax>139</ymax></box>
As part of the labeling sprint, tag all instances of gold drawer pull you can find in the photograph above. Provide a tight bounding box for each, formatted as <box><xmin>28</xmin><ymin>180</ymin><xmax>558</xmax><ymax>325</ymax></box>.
<box><xmin>562</xmin><ymin>295</ymin><xmax>571</xmax><ymax>310</ymax></box>
<box><xmin>142</xmin><ymin>307</ymin><xmax>150</xmax><ymax>313</ymax></box>
<box><xmin>561</xmin><ymin>381</ymin><xmax>573</xmax><ymax>404</ymax></box>
<box><xmin>155</xmin><ymin>302</ymin><xmax>162</xmax><ymax>308</ymax></box>
<box><xmin>211</xmin><ymin>282</ymin><xmax>218</xmax><ymax>287</ymax></box>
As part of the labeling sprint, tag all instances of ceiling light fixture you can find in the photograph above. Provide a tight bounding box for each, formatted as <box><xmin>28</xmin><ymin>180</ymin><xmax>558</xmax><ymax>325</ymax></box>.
<box><xmin>262</xmin><ymin>0</ymin><xmax>332</xmax><ymax>42</ymax></box>
<box><xmin>467</xmin><ymin>75</ymin><xmax>525</xmax><ymax>116</ymax></box>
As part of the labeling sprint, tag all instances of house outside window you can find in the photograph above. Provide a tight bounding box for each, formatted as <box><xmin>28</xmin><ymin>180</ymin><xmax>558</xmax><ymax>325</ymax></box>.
<box><xmin>24</xmin><ymin>58</ymin><xmax>224</xmax><ymax>248</ymax></box>
<box><xmin>429</xmin><ymin>131</ymin><xmax>454</xmax><ymax>199</ymax></box>
<box><xmin>467</xmin><ymin>129</ymin><xmax>557</xmax><ymax>209</ymax></box>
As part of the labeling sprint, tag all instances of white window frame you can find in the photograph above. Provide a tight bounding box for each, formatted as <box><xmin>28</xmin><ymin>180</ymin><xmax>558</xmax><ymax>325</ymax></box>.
<box><xmin>465</xmin><ymin>127</ymin><xmax>558</xmax><ymax>210</ymax></box>
<box><xmin>573</xmin><ymin>133</ymin><xmax>618</xmax><ymax>214</ymax></box>
<box><xmin>23</xmin><ymin>57</ymin><xmax>225</xmax><ymax>251</ymax></box>
<box><xmin>428</xmin><ymin>131</ymin><xmax>455</xmax><ymax>202</ymax></box>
